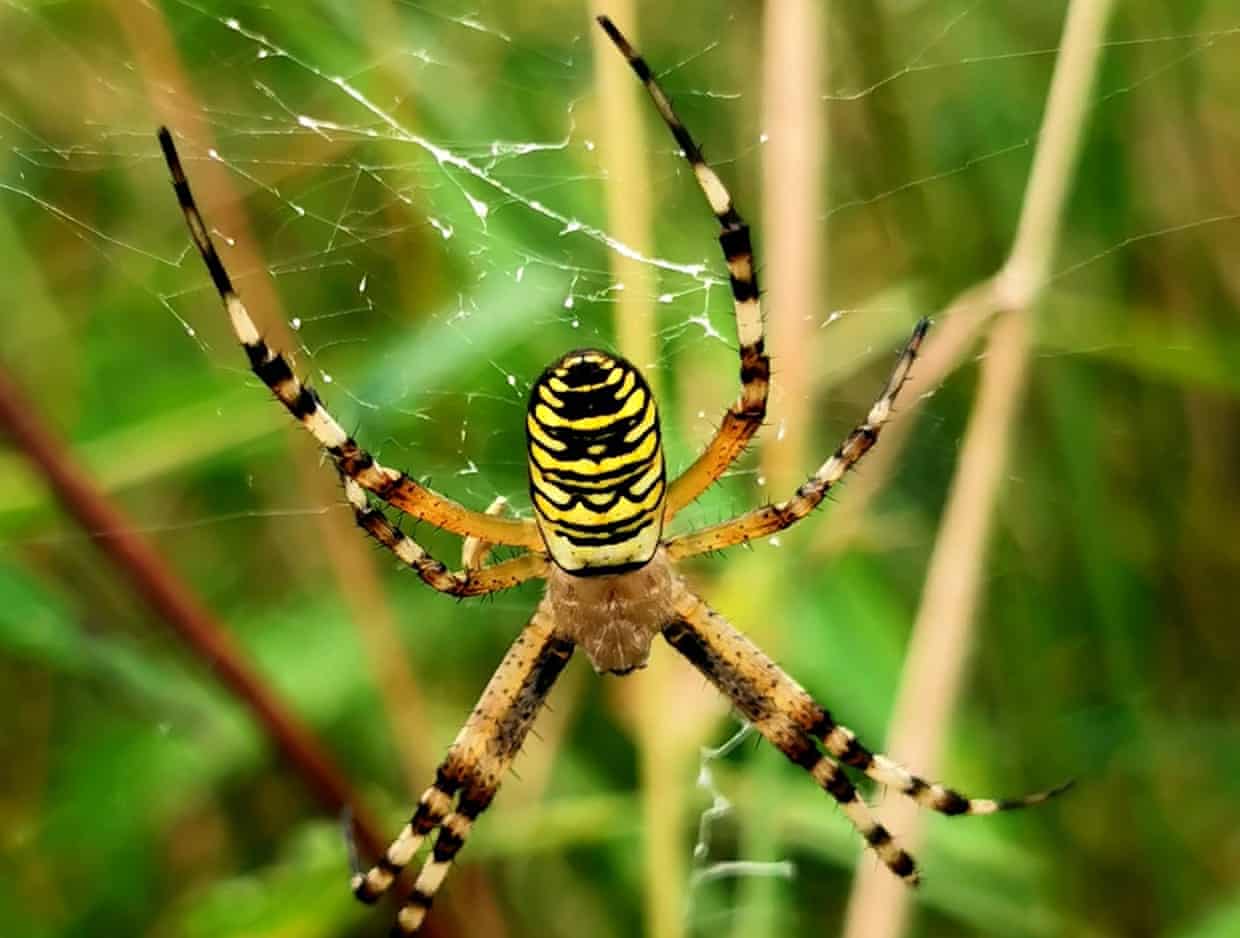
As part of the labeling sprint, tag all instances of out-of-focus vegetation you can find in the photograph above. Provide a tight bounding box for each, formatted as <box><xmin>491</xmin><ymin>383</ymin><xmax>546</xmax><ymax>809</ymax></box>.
<box><xmin>2</xmin><ymin>3</ymin><xmax>1239</xmax><ymax>938</ymax></box>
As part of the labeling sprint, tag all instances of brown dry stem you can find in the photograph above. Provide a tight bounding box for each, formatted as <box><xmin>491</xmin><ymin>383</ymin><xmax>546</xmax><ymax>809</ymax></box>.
<box><xmin>0</xmin><ymin>365</ymin><xmax>387</xmax><ymax>861</ymax></box>
<box><xmin>841</xmin><ymin>2</ymin><xmax>1116</xmax><ymax>935</ymax></box>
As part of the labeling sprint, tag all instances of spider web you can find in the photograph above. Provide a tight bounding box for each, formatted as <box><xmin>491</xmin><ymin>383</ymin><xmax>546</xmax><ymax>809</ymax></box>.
<box><xmin>2</xmin><ymin>1</ymin><xmax>1239</xmax><ymax>934</ymax></box>
<box><xmin>3</xmin><ymin>4</ymin><xmax>1236</xmax><ymax>529</ymax></box>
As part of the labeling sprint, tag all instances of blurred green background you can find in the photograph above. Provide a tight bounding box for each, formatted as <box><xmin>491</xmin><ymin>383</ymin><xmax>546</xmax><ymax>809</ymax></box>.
<box><xmin>2</xmin><ymin>2</ymin><xmax>1239</xmax><ymax>937</ymax></box>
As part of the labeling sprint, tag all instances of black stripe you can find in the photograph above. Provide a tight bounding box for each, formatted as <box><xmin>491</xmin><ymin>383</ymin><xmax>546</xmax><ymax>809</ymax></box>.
<box><xmin>158</xmin><ymin>128</ymin><xmax>237</xmax><ymax>300</ymax></box>
<box><xmin>456</xmin><ymin>790</ymin><xmax>495</xmax><ymax>820</ymax></box>
<box><xmin>891</xmin><ymin>851</ymin><xmax>917</xmax><ymax>879</ymax></box>
<box><xmin>838</xmin><ymin>426</ymin><xmax>879</xmax><ymax>458</ymax></box>
<box><xmin>628</xmin><ymin>466</ymin><xmax>665</xmax><ymax>496</ymax></box>
<box><xmin>554</xmin><ymin>529</ymin><xmax>654</xmax><ymax>548</ymax></box>
<box><xmin>662</xmin><ymin>621</ymin><xmax>715</xmax><ymax>678</ymax></box>
<box><xmin>372</xmin><ymin>470</ymin><xmax>407</xmax><ymax>500</ymax></box>
<box><xmin>662</xmin><ymin>618</ymin><xmax>772</xmax><ymax>723</ymax></box>
<box><xmin>537</xmin><ymin>638</ymin><xmax>575</xmax><ymax>692</ymax></box>
<box><xmin>404</xmin><ymin>887</ymin><xmax>434</xmax><ymax>910</ymax></box>
<box><xmin>157</xmin><ymin>128</ymin><xmax>186</xmax><ymax>183</ymax></box>
<box><xmin>594</xmin><ymin>18</ymin><xmax>709</xmax><ymax>168</ymax></box>
<box><xmin>552</xmin><ymin>358</ymin><xmax>617</xmax><ymax>386</ymax></box>
<box><xmin>530</xmin><ymin>425</ymin><xmax>659</xmax><ymax>473</ymax></box>
<box><xmin>839</xmin><ymin>736</ymin><xmax>872</xmax><ymax>769</ymax></box>
<box><xmin>739</xmin><ymin>341</ymin><xmax>769</xmax><ymax>379</ymax></box>
<box><xmin>530</xmin><ymin>364</ymin><xmax>646</xmax><ymax>416</ymax></box>
<box><xmin>335</xmin><ymin>445</ymin><xmax>372</xmax><ymax>473</ymax></box>
<box><xmin>784</xmin><ymin>736</ymin><xmax>821</xmax><ymax>770</ymax></box>
<box><xmin>807</xmin><ymin>710</ymin><xmax>834</xmax><ymax>739</ymax></box>
<box><xmin>530</xmin><ymin>413</ymin><xmax>657</xmax><ymax>454</ymax></box>
<box><xmin>492</xmin><ymin>636</ymin><xmax>574</xmax><ymax>759</ymax></box>
<box><xmin>528</xmin><ymin>353</ymin><xmax>654</xmax><ymax>429</ymax></box>
<box><xmin>355</xmin><ymin>507</ymin><xmax>383</xmax><ymax>528</ymax></box>
<box><xmin>552</xmin><ymin>373</ymin><xmax>629</xmax><ymax>393</ymax></box>
<box><xmin>537</xmin><ymin>391</ymin><xmax>631</xmax><ymax>422</ymax></box>
<box><xmin>530</xmin><ymin>479</ymin><xmax>661</xmax><ymax>515</ymax></box>
<box><xmin>290</xmin><ymin>386</ymin><xmax>319</xmax><ymax>420</ymax></box>
<box><xmin>824</xmin><ymin>769</ymin><xmax>857</xmax><ymax>803</ymax></box>
<box><xmin>595</xmin><ymin>16</ymin><xmax>633</xmax><ymax>55</ymax></box>
<box><xmin>250</xmin><ymin>346</ymin><xmax>295</xmax><ymax>388</ymax></box>
<box><xmin>532</xmin><ymin>463</ymin><xmax>664</xmax><ymax>505</ymax></box>
<box><xmin>718</xmin><ymin>225</ymin><xmax>751</xmax><ymax>259</ymax></box>
<box><xmin>565</xmin><ymin>558</ymin><xmax>651</xmax><ymax>577</ymax></box>
<box><xmin>668</xmin><ymin>122</ymin><xmax>704</xmax><ymax>166</ymax></box>
<box><xmin>434</xmin><ymin>766</ymin><xmax>463</xmax><ymax>795</ymax></box>
<box><xmin>196</xmin><ymin>233</ymin><xmax>235</xmax><ymax>300</ymax></box>
<box><xmin>936</xmin><ymin>789</ymin><xmax>970</xmax><ymax>816</ymax></box>
<box><xmin>534</xmin><ymin>458</ymin><xmax>664</xmax><ymax>498</ymax></box>
<box><xmin>551</xmin><ymin>521</ymin><xmax>657</xmax><ymax>548</ymax></box>
<box><xmin>545</xmin><ymin>509</ymin><xmax>656</xmax><ymax>540</ymax></box>
<box><xmin>864</xmin><ymin>825</ymin><xmax>893</xmax><ymax>848</ymax></box>
<box><xmin>534</xmin><ymin>450</ymin><xmax>659</xmax><ymax>489</ymax></box>
<box><xmin>730</xmin><ymin>274</ymin><xmax>760</xmax><ymax>303</ymax></box>
<box><xmin>432</xmin><ymin>829</ymin><xmax>464</xmax><ymax>861</ymax></box>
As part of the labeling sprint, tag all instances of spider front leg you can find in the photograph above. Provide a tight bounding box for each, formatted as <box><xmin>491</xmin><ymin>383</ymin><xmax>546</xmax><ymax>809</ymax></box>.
<box><xmin>663</xmin><ymin>587</ymin><xmax>1069</xmax><ymax>884</ymax></box>
<box><xmin>597</xmin><ymin>17</ymin><xmax>770</xmax><ymax>518</ymax></box>
<box><xmin>157</xmin><ymin>128</ymin><xmax>542</xmax><ymax>551</ymax></box>
<box><xmin>665</xmin><ymin>319</ymin><xmax>928</xmax><ymax>560</ymax></box>
<box><xmin>352</xmin><ymin>609</ymin><xmax>573</xmax><ymax>934</ymax></box>
<box><xmin>342</xmin><ymin>479</ymin><xmax>546</xmax><ymax>596</ymax></box>
<box><xmin>460</xmin><ymin>496</ymin><xmax>512</xmax><ymax>571</ymax></box>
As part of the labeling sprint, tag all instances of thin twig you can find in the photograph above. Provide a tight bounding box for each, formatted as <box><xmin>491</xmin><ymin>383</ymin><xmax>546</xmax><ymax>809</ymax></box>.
<box><xmin>0</xmin><ymin>364</ymin><xmax>387</xmax><ymax>861</ymax></box>
<box><xmin>816</xmin><ymin>0</ymin><xmax>1114</xmax><ymax>558</ymax></box>
<box><xmin>841</xmin><ymin>2</ymin><xmax>1116</xmax><ymax>936</ymax></box>
<box><xmin>761</xmin><ymin>0</ymin><xmax>826</xmax><ymax>495</ymax></box>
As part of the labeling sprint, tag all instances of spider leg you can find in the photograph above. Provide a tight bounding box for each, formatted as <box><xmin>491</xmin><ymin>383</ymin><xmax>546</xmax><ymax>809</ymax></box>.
<box><xmin>663</xmin><ymin>589</ymin><xmax>917</xmax><ymax>883</ymax></box>
<box><xmin>812</xmin><ymin>714</ymin><xmax>1073</xmax><ymax>815</ymax></box>
<box><xmin>663</xmin><ymin>587</ymin><xmax>1069</xmax><ymax>883</ymax></box>
<box><xmin>597</xmin><ymin>17</ymin><xmax>769</xmax><ymax>518</ymax></box>
<box><xmin>352</xmin><ymin>609</ymin><xmax>574</xmax><ymax>935</ymax></box>
<box><xmin>343</xmin><ymin>478</ymin><xmax>546</xmax><ymax>596</ymax></box>
<box><xmin>461</xmin><ymin>496</ymin><xmax>511</xmax><ymax>571</ymax></box>
<box><xmin>157</xmin><ymin>128</ymin><xmax>541</xmax><ymax>549</ymax></box>
<box><xmin>664</xmin><ymin>319</ymin><xmax>928</xmax><ymax>560</ymax></box>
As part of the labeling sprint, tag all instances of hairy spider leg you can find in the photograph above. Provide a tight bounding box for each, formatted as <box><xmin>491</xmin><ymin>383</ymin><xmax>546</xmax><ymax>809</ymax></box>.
<box><xmin>597</xmin><ymin>15</ymin><xmax>770</xmax><ymax>518</ymax></box>
<box><xmin>157</xmin><ymin>128</ymin><xmax>542</xmax><ymax>551</ymax></box>
<box><xmin>352</xmin><ymin>610</ymin><xmax>573</xmax><ymax>935</ymax></box>
<box><xmin>666</xmin><ymin>319</ymin><xmax>929</xmax><ymax>560</ymax></box>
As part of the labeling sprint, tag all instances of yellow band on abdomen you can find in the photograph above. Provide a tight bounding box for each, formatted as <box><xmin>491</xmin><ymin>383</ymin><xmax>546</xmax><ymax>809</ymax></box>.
<box><xmin>526</xmin><ymin>350</ymin><xmax>665</xmax><ymax>574</ymax></box>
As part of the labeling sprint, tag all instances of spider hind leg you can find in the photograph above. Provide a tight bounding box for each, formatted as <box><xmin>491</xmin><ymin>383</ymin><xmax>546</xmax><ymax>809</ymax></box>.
<box><xmin>662</xmin><ymin>612</ymin><xmax>919</xmax><ymax>885</ymax></box>
<box><xmin>813</xmin><ymin>716</ymin><xmax>1074</xmax><ymax>816</ymax></box>
<box><xmin>664</xmin><ymin>588</ymin><xmax>1069</xmax><ymax>884</ymax></box>
<box><xmin>596</xmin><ymin>16</ymin><xmax>770</xmax><ymax>518</ymax></box>
<box><xmin>351</xmin><ymin>769</ymin><xmax>458</xmax><ymax>903</ymax></box>
<box><xmin>351</xmin><ymin>612</ymin><xmax>574</xmax><ymax>934</ymax></box>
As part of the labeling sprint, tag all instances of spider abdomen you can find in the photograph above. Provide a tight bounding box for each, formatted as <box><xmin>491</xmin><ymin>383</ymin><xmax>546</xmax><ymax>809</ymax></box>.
<box><xmin>527</xmin><ymin>349</ymin><xmax>666</xmax><ymax>574</ymax></box>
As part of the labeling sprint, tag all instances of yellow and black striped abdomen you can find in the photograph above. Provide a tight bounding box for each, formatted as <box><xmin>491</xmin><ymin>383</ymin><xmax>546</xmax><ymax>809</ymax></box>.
<box><xmin>527</xmin><ymin>350</ymin><xmax>666</xmax><ymax>574</ymax></box>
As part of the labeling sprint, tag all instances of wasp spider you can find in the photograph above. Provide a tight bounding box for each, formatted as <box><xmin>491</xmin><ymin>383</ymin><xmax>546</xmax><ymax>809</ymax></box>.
<box><xmin>159</xmin><ymin>15</ymin><xmax>1068</xmax><ymax>935</ymax></box>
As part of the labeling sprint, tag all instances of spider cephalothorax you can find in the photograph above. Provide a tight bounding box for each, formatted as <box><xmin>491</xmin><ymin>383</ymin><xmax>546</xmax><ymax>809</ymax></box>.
<box><xmin>159</xmin><ymin>15</ymin><xmax>1067</xmax><ymax>936</ymax></box>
